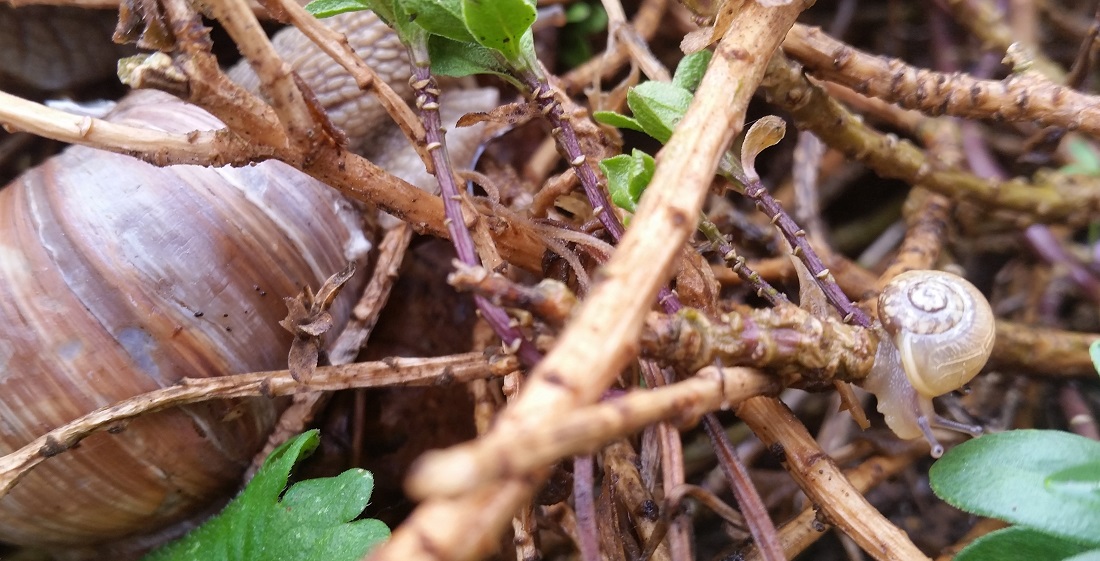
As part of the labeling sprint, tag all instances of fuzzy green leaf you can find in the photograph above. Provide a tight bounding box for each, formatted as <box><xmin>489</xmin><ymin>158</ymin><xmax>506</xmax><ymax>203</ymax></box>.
<box><xmin>626</xmin><ymin>81</ymin><xmax>692</xmax><ymax>143</ymax></box>
<box><xmin>427</xmin><ymin>35</ymin><xmax>517</xmax><ymax>85</ymax></box>
<box><xmin>1066</xmin><ymin>551</ymin><xmax>1100</xmax><ymax>561</ymax></box>
<box><xmin>304</xmin><ymin>0</ymin><xmax>372</xmax><ymax>18</ymax></box>
<box><xmin>954</xmin><ymin>527</ymin><xmax>1095</xmax><ymax>561</ymax></box>
<box><xmin>592</xmin><ymin>111</ymin><xmax>645</xmax><ymax>133</ymax></box>
<box><xmin>1046</xmin><ymin>461</ymin><xmax>1100</xmax><ymax>497</ymax></box>
<box><xmin>403</xmin><ymin>0</ymin><xmax>475</xmax><ymax>42</ymax></box>
<box><xmin>143</xmin><ymin>431</ymin><xmax>389</xmax><ymax>561</ymax></box>
<box><xmin>930</xmin><ymin>430</ymin><xmax>1100</xmax><ymax>547</ymax></box>
<box><xmin>460</xmin><ymin>0</ymin><xmax>536</xmax><ymax>62</ymax></box>
<box><xmin>671</xmin><ymin>50</ymin><xmax>712</xmax><ymax>92</ymax></box>
<box><xmin>600</xmin><ymin>149</ymin><xmax>655</xmax><ymax>213</ymax></box>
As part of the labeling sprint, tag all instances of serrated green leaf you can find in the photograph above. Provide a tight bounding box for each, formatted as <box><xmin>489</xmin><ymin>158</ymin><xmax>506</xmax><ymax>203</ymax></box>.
<box><xmin>954</xmin><ymin>526</ymin><xmax>1094</xmax><ymax>561</ymax></box>
<box><xmin>143</xmin><ymin>431</ymin><xmax>389</xmax><ymax>561</ymax></box>
<box><xmin>460</xmin><ymin>0</ymin><xmax>536</xmax><ymax>62</ymax></box>
<box><xmin>671</xmin><ymin>50</ymin><xmax>712</xmax><ymax>92</ymax></box>
<box><xmin>592</xmin><ymin>111</ymin><xmax>645</xmax><ymax>133</ymax></box>
<box><xmin>930</xmin><ymin>430</ymin><xmax>1100</xmax><ymax>547</ymax></box>
<box><xmin>626</xmin><ymin>81</ymin><xmax>692</xmax><ymax>143</ymax></box>
<box><xmin>402</xmin><ymin>0</ymin><xmax>475</xmax><ymax>42</ymax></box>
<box><xmin>600</xmin><ymin>149</ymin><xmax>655</xmax><ymax>213</ymax></box>
<box><xmin>304</xmin><ymin>0</ymin><xmax>371</xmax><ymax>18</ymax></box>
<box><xmin>427</xmin><ymin>35</ymin><xmax>518</xmax><ymax>85</ymax></box>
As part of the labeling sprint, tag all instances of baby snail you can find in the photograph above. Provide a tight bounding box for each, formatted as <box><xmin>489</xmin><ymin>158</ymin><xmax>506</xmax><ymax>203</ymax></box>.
<box><xmin>862</xmin><ymin>270</ymin><xmax>996</xmax><ymax>457</ymax></box>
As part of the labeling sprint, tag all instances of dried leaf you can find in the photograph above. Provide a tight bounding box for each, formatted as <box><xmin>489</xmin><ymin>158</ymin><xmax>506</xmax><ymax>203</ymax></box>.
<box><xmin>280</xmin><ymin>262</ymin><xmax>357</xmax><ymax>381</ymax></box>
<box><xmin>740</xmin><ymin>115</ymin><xmax>786</xmax><ymax>182</ymax></box>
<box><xmin>680</xmin><ymin>0</ymin><xmax>743</xmax><ymax>54</ymax></box>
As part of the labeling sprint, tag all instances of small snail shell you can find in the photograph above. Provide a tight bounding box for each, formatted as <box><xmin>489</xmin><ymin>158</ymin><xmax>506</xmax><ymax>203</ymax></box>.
<box><xmin>862</xmin><ymin>270</ymin><xmax>995</xmax><ymax>457</ymax></box>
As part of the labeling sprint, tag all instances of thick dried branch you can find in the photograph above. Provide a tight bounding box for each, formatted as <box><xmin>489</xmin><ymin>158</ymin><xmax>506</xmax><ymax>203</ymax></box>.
<box><xmin>737</xmin><ymin>396</ymin><xmax>931</xmax><ymax>561</ymax></box>
<box><xmin>641</xmin><ymin>307</ymin><xmax>877</xmax><ymax>384</ymax></box>
<box><xmin>783</xmin><ymin>25</ymin><xmax>1092</xmax><ymax>134</ymax></box>
<box><xmin>406</xmin><ymin>366</ymin><xmax>775</xmax><ymax>499</ymax></box>
<box><xmin>763</xmin><ymin>53</ymin><xmax>1100</xmax><ymax>226</ymax></box>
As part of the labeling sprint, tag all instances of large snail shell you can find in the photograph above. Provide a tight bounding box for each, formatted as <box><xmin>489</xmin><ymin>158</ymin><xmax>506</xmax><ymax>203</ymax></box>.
<box><xmin>878</xmin><ymin>270</ymin><xmax>995</xmax><ymax>399</ymax></box>
<box><xmin>0</xmin><ymin>91</ymin><xmax>368</xmax><ymax>547</ymax></box>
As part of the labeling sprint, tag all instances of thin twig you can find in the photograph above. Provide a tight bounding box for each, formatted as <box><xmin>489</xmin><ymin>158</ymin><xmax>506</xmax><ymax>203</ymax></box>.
<box><xmin>0</xmin><ymin>353</ymin><xmax>515</xmax><ymax>499</ymax></box>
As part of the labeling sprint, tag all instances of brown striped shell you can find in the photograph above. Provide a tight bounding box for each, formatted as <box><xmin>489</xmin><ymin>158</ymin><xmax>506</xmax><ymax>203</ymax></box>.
<box><xmin>0</xmin><ymin>91</ymin><xmax>370</xmax><ymax>548</ymax></box>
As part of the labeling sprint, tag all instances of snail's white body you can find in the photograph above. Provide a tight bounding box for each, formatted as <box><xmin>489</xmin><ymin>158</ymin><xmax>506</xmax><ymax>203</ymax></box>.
<box><xmin>864</xmin><ymin>270</ymin><xmax>996</xmax><ymax>456</ymax></box>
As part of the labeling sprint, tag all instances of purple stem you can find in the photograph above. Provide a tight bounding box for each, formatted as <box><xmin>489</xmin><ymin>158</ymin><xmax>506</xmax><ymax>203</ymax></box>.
<box><xmin>743</xmin><ymin>179</ymin><xmax>872</xmax><ymax>327</ymax></box>
<box><xmin>573</xmin><ymin>454</ymin><xmax>601</xmax><ymax>561</ymax></box>
<box><xmin>412</xmin><ymin>64</ymin><xmax>542</xmax><ymax>366</ymax></box>
<box><xmin>519</xmin><ymin>71</ymin><xmax>682</xmax><ymax>314</ymax></box>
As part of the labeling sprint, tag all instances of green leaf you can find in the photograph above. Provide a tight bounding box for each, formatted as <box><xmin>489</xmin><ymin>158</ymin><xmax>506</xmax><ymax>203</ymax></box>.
<box><xmin>1090</xmin><ymin>339</ymin><xmax>1100</xmax><ymax>376</ymax></box>
<box><xmin>427</xmin><ymin>35</ymin><xmax>518</xmax><ymax>85</ymax></box>
<box><xmin>304</xmin><ymin>0</ymin><xmax>371</xmax><ymax>18</ymax></box>
<box><xmin>1066</xmin><ymin>550</ymin><xmax>1100</xmax><ymax>561</ymax></box>
<box><xmin>930</xmin><ymin>430</ymin><xmax>1100</xmax><ymax>547</ymax></box>
<box><xmin>671</xmin><ymin>50</ymin><xmax>712</xmax><ymax>92</ymax></box>
<box><xmin>1046</xmin><ymin>461</ymin><xmax>1100</xmax><ymax>497</ymax></box>
<box><xmin>592</xmin><ymin>111</ymin><xmax>645</xmax><ymax>133</ymax></box>
<box><xmin>1061</xmin><ymin>138</ymin><xmax>1100</xmax><ymax>176</ymax></box>
<box><xmin>460</xmin><ymin>0</ymin><xmax>536</xmax><ymax>62</ymax></box>
<box><xmin>144</xmin><ymin>431</ymin><xmax>389</xmax><ymax>561</ymax></box>
<box><xmin>954</xmin><ymin>527</ymin><xmax>1094</xmax><ymax>561</ymax></box>
<box><xmin>600</xmin><ymin>149</ymin><xmax>655</xmax><ymax>213</ymax></box>
<box><xmin>626</xmin><ymin>81</ymin><xmax>692</xmax><ymax>143</ymax></box>
<box><xmin>403</xmin><ymin>0</ymin><xmax>475</xmax><ymax>42</ymax></box>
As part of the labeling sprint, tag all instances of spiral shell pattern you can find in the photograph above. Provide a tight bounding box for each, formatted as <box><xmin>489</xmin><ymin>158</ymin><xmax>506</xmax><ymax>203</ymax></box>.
<box><xmin>877</xmin><ymin>270</ymin><xmax>995</xmax><ymax>398</ymax></box>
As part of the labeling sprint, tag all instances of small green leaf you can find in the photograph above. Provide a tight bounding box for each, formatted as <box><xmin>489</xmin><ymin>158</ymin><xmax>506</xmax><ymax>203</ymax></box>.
<box><xmin>143</xmin><ymin>430</ymin><xmax>389</xmax><ymax>561</ymax></box>
<box><xmin>592</xmin><ymin>111</ymin><xmax>645</xmax><ymax>133</ymax></box>
<box><xmin>559</xmin><ymin>2</ymin><xmax>607</xmax><ymax>68</ymax></box>
<box><xmin>1061</xmin><ymin>138</ymin><xmax>1100</xmax><ymax>176</ymax></box>
<box><xmin>427</xmin><ymin>35</ymin><xmax>517</xmax><ymax>85</ymax></box>
<box><xmin>626</xmin><ymin>81</ymin><xmax>692</xmax><ymax>143</ymax></box>
<box><xmin>930</xmin><ymin>429</ymin><xmax>1100</xmax><ymax>547</ymax></box>
<box><xmin>1046</xmin><ymin>461</ymin><xmax>1100</xmax><ymax>497</ymax></box>
<box><xmin>954</xmin><ymin>526</ymin><xmax>1094</xmax><ymax>561</ymax></box>
<box><xmin>671</xmin><ymin>50</ymin><xmax>713</xmax><ymax>92</ymax></box>
<box><xmin>600</xmin><ymin>149</ymin><xmax>655</xmax><ymax>213</ymax></box>
<box><xmin>403</xmin><ymin>0</ymin><xmax>475</xmax><ymax>42</ymax></box>
<box><xmin>304</xmin><ymin>0</ymin><xmax>371</xmax><ymax>18</ymax></box>
<box><xmin>461</xmin><ymin>0</ymin><xmax>536</xmax><ymax>62</ymax></box>
<box><xmin>1090</xmin><ymin>339</ymin><xmax>1100</xmax><ymax>376</ymax></box>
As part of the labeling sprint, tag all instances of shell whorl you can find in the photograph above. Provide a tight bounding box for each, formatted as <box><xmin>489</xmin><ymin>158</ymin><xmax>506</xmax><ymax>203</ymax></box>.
<box><xmin>877</xmin><ymin>270</ymin><xmax>995</xmax><ymax>399</ymax></box>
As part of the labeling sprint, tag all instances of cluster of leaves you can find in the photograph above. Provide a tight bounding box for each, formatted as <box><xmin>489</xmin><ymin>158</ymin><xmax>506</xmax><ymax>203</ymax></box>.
<box><xmin>926</xmin><ymin>344</ymin><xmax>1100</xmax><ymax>561</ymax></box>
<box><xmin>303</xmin><ymin>0</ymin><xmax>538</xmax><ymax>85</ymax></box>
<box><xmin>593</xmin><ymin>51</ymin><xmax>714</xmax><ymax>212</ymax></box>
<box><xmin>930</xmin><ymin>430</ymin><xmax>1100</xmax><ymax>561</ymax></box>
<box><xmin>143</xmin><ymin>431</ymin><xmax>388</xmax><ymax>561</ymax></box>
